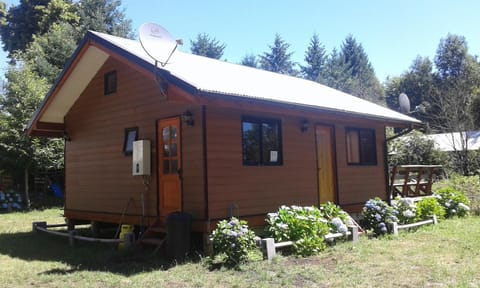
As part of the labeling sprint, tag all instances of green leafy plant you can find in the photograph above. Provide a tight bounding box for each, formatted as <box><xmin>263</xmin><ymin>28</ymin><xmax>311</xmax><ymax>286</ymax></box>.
<box><xmin>434</xmin><ymin>187</ymin><xmax>470</xmax><ymax>218</ymax></box>
<box><xmin>319</xmin><ymin>202</ymin><xmax>350</xmax><ymax>233</ymax></box>
<box><xmin>209</xmin><ymin>217</ymin><xmax>256</xmax><ymax>267</ymax></box>
<box><xmin>415</xmin><ymin>197</ymin><xmax>445</xmax><ymax>221</ymax></box>
<box><xmin>391</xmin><ymin>197</ymin><xmax>417</xmax><ymax>224</ymax></box>
<box><xmin>361</xmin><ymin>198</ymin><xmax>397</xmax><ymax>236</ymax></box>
<box><xmin>266</xmin><ymin>205</ymin><xmax>330</xmax><ymax>256</ymax></box>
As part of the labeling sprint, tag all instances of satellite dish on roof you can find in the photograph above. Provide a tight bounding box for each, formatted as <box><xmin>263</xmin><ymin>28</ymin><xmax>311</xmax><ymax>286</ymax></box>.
<box><xmin>398</xmin><ymin>93</ymin><xmax>411</xmax><ymax>114</ymax></box>
<box><xmin>139</xmin><ymin>23</ymin><xmax>180</xmax><ymax>66</ymax></box>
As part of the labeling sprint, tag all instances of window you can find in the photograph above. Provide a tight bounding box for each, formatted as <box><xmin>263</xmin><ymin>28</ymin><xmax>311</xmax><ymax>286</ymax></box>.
<box><xmin>346</xmin><ymin>128</ymin><xmax>377</xmax><ymax>165</ymax></box>
<box><xmin>123</xmin><ymin>127</ymin><xmax>138</xmax><ymax>155</ymax></box>
<box><xmin>242</xmin><ymin>117</ymin><xmax>282</xmax><ymax>165</ymax></box>
<box><xmin>104</xmin><ymin>70</ymin><xmax>117</xmax><ymax>95</ymax></box>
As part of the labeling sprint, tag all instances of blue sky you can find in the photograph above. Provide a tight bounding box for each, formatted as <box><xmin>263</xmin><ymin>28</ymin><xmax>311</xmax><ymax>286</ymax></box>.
<box><xmin>1</xmin><ymin>0</ymin><xmax>479</xmax><ymax>82</ymax></box>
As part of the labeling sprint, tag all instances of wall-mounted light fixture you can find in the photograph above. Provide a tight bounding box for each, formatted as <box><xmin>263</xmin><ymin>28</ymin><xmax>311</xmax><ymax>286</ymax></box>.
<box><xmin>182</xmin><ymin>110</ymin><xmax>194</xmax><ymax>127</ymax></box>
<box><xmin>301</xmin><ymin>119</ymin><xmax>309</xmax><ymax>133</ymax></box>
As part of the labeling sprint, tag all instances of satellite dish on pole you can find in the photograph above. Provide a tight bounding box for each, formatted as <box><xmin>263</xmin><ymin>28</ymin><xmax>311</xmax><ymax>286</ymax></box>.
<box><xmin>139</xmin><ymin>23</ymin><xmax>179</xmax><ymax>66</ymax></box>
<box><xmin>398</xmin><ymin>93</ymin><xmax>411</xmax><ymax>114</ymax></box>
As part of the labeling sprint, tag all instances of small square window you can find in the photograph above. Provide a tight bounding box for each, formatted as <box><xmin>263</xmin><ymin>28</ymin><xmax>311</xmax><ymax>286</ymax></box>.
<box><xmin>346</xmin><ymin>128</ymin><xmax>377</xmax><ymax>165</ymax></box>
<box><xmin>104</xmin><ymin>71</ymin><xmax>117</xmax><ymax>95</ymax></box>
<box><xmin>123</xmin><ymin>127</ymin><xmax>138</xmax><ymax>155</ymax></box>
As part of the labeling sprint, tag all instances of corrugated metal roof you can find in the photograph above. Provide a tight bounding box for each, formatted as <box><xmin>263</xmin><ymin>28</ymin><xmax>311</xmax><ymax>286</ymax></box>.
<box><xmin>93</xmin><ymin>31</ymin><xmax>421</xmax><ymax>124</ymax></box>
<box><xmin>425</xmin><ymin>131</ymin><xmax>480</xmax><ymax>151</ymax></box>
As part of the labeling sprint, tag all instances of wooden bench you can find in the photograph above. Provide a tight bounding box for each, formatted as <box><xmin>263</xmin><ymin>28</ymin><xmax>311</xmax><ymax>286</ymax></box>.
<box><xmin>389</xmin><ymin>165</ymin><xmax>442</xmax><ymax>198</ymax></box>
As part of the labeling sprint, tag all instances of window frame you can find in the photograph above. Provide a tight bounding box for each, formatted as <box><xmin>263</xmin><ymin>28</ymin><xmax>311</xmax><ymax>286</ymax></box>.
<box><xmin>104</xmin><ymin>70</ymin><xmax>117</xmax><ymax>95</ymax></box>
<box><xmin>345</xmin><ymin>127</ymin><xmax>377</xmax><ymax>166</ymax></box>
<box><xmin>123</xmin><ymin>127</ymin><xmax>138</xmax><ymax>156</ymax></box>
<box><xmin>241</xmin><ymin>116</ymin><xmax>283</xmax><ymax>166</ymax></box>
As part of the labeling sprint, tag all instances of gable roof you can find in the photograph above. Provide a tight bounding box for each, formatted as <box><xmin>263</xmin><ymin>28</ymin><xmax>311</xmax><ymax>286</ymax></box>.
<box><xmin>27</xmin><ymin>31</ymin><xmax>421</xmax><ymax>136</ymax></box>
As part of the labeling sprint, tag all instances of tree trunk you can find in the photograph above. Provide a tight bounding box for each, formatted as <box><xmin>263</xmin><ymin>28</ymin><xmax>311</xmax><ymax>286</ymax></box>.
<box><xmin>24</xmin><ymin>167</ymin><xmax>31</xmax><ymax>209</ymax></box>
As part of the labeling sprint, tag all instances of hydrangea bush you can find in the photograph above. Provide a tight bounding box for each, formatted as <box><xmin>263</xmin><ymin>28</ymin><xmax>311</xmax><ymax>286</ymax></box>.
<box><xmin>0</xmin><ymin>190</ymin><xmax>23</xmax><ymax>211</ymax></box>
<box><xmin>361</xmin><ymin>198</ymin><xmax>397</xmax><ymax>236</ymax></box>
<box><xmin>319</xmin><ymin>202</ymin><xmax>350</xmax><ymax>234</ymax></box>
<box><xmin>434</xmin><ymin>187</ymin><xmax>470</xmax><ymax>218</ymax></box>
<box><xmin>391</xmin><ymin>197</ymin><xmax>417</xmax><ymax>224</ymax></box>
<box><xmin>210</xmin><ymin>217</ymin><xmax>256</xmax><ymax>267</ymax></box>
<box><xmin>266</xmin><ymin>205</ymin><xmax>330</xmax><ymax>256</ymax></box>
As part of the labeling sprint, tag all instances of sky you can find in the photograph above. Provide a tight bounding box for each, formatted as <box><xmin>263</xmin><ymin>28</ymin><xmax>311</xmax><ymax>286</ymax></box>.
<box><xmin>1</xmin><ymin>0</ymin><xmax>479</xmax><ymax>82</ymax></box>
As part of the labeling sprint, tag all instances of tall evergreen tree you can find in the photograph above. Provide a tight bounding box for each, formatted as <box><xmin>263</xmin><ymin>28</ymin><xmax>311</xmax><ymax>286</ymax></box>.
<box><xmin>301</xmin><ymin>33</ymin><xmax>326</xmax><ymax>81</ymax></box>
<box><xmin>190</xmin><ymin>33</ymin><xmax>225</xmax><ymax>59</ymax></box>
<box><xmin>258</xmin><ymin>34</ymin><xmax>296</xmax><ymax>75</ymax></box>
<box><xmin>0</xmin><ymin>0</ymin><xmax>51</xmax><ymax>55</ymax></box>
<box><xmin>75</xmin><ymin>0</ymin><xmax>133</xmax><ymax>39</ymax></box>
<box><xmin>318</xmin><ymin>35</ymin><xmax>384</xmax><ymax>103</ymax></box>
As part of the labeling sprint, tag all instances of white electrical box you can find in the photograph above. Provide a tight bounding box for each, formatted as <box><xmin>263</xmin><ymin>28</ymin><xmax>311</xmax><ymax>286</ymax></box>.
<box><xmin>132</xmin><ymin>140</ymin><xmax>151</xmax><ymax>176</ymax></box>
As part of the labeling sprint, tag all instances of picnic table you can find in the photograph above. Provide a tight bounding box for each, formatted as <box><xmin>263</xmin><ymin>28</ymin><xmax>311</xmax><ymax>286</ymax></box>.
<box><xmin>389</xmin><ymin>165</ymin><xmax>443</xmax><ymax>198</ymax></box>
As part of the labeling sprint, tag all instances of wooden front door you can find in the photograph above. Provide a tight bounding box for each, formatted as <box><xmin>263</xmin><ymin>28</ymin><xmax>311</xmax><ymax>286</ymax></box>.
<box><xmin>315</xmin><ymin>125</ymin><xmax>337</xmax><ymax>203</ymax></box>
<box><xmin>157</xmin><ymin>117</ymin><xmax>182</xmax><ymax>217</ymax></box>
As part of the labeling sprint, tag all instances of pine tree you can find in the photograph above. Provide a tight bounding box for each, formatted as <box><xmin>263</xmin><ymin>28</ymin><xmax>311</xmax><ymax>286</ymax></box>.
<box><xmin>258</xmin><ymin>34</ymin><xmax>296</xmax><ymax>75</ymax></box>
<box><xmin>190</xmin><ymin>33</ymin><xmax>226</xmax><ymax>59</ymax></box>
<box><xmin>301</xmin><ymin>33</ymin><xmax>326</xmax><ymax>81</ymax></box>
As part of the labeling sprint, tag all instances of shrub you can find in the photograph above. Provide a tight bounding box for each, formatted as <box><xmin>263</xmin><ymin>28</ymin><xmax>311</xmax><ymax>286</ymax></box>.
<box><xmin>391</xmin><ymin>197</ymin><xmax>417</xmax><ymax>224</ymax></box>
<box><xmin>434</xmin><ymin>175</ymin><xmax>480</xmax><ymax>215</ymax></box>
<box><xmin>266</xmin><ymin>205</ymin><xmax>330</xmax><ymax>257</ymax></box>
<box><xmin>435</xmin><ymin>187</ymin><xmax>470</xmax><ymax>218</ymax></box>
<box><xmin>415</xmin><ymin>197</ymin><xmax>445</xmax><ymax>221</ymax></box>
<box><xmin>361</xmin><ymin>198</ymin><xmax>397</xmax><ymax>236</ymax></box>
<box><xmin>319</xmin><ymin>202</ymin><xmax>350</xmax><ymax>234</ymax></box>
<box><xmin>210</xmin><ymin>217</ymin><xmax>256</xmax><ymax>267</ymax></box>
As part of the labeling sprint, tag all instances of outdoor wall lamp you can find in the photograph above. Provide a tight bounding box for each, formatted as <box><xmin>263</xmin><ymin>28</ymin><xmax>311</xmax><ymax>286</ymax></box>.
<box><xmin>301</xmin><ymin>119</ymin><xmax>309</xmax><ymax>133</ymax></box>
<box><xmin>182</xmin><ymin>110</ymin><xmax>194</xmax><ymax>127</ymax></box>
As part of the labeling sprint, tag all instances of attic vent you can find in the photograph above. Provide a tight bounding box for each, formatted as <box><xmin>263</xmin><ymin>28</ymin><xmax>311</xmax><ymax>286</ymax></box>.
<box><xmin>104</xmin><ymin>70</ymin><xmax>117</xmax><ymax>95</ymax></box>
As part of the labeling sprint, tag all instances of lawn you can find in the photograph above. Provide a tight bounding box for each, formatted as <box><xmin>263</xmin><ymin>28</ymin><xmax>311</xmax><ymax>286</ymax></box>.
<box><xmin>1</xmin><ymin>208</ymin><xmax>479</xmax><ymax>287</ymax></box>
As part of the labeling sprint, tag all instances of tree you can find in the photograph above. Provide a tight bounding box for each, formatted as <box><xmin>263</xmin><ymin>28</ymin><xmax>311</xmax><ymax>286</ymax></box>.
<box><xmin>22</xmin><ymin>22</ymin><xmax>78</xmax><ymax>83</ymax></box>
<box><xmin>190</xmin><ymin>33</ymin><xmax>225</xmax><ymax>59</ymax></box>
<box><xmin>258</xmin><ymin>34</ymin><xmax>296</xmax><ymax>75</ymax></box>
<box><xmin>318</xmin><ymin>35</ymin><xmax>384</xmax><ymax>103</ymax></box>
<box><xmin>240</xmin><ymin>53</ymin><xmax>257</xmax><ymax>68</ymax></box>
<box><xmin>0</xmin><ymin>0</ymin><xmax>51</xmax><ymax>55</ymax></box>
<box><xmin>301</xmin><ymin>33</ymin><xmax>326</xmax><ymax>81</ymax></box>
<box><xmin>0</xmin><ymin>64</ymin><xmax>63</xmax><ymax>207</ymax></box>
<box><xmin>75</xmin><ymin>0</ymin><xmax>133</xmax><ymax>39</ymax></box>
<box><xmin>385</xmin><ymin>56</ymin><xmax>436</xmax><ymax>124</ymax></box>
<box><xmin>429</xmin><ymin>34</ymin><xmax>480</xmax><ymax>175</ymax></box>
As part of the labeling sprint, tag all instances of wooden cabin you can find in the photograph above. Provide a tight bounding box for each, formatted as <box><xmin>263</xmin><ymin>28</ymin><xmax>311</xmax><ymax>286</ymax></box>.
<box><xmin>27</xmin><ymin>31</ymin><xmax>421</xmax><ymax>234</ymax></box>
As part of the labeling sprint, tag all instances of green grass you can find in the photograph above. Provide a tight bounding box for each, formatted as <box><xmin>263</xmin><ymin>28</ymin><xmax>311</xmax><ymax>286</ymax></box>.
<box><xmin>1</xmin><ymin>208</ymin><xmax>480</xmax><ymax>287</ymax></box>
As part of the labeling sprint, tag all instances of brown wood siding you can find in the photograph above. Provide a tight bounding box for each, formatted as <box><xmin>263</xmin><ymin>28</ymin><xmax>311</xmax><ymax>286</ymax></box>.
<box><xmin>206</xmin><ymin>107</ymin><xmax>318</xmax><ymax>219</ymax></box>
<box><xmin>335</xmin><ymin>122</ymin><xmax>387</xmax><ymax>205</ymax></box>
<box><xmin>64</xmin><ymin>57</ymin><xmax>205</xmax><ymax>223</ymax></box>
<box><xmin>205</xmin><ymin>104</ymin><xmax>388</xmax><ymax>220</ymax></box>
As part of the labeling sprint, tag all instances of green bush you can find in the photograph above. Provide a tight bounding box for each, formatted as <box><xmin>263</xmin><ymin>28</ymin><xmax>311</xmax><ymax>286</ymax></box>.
<box><xmin>361</xmin><ymin>198</ymin><xmax>397</xmax><ymax>236</ymax></box>
<box><xmin>319</xmin><ymin>202</ymin><xmax>350</xmax><ymax>233</ymax></box>
<box><xmin>435</xmin><ymin>187</ymin><xmax>470</xmax><ymax>218</ymax></box>
<box><xmin>415</xmin><ymin>197</ymin><xmax>445</xmax><ymax>221</ymax></box>
<box><xmin>392</xmin><ymin>197</ymin><xmax>417</xmax><ymax>224</ymax></box>
<box><xmin>266</xmin><ymin>205</ymin><xmax>330</xmax><ymax>257</ymax></box>
<box><xmin>210</xmin><ymin>217</ymin><xmax>256</xmax><ymax>267</ymax></box>
<box><xmin>434</xmin><ymin>175</ymin><xmax>480</xmax><ymax>215</ymax></box>
<box><xmin>388</xmin><ymin>130</ymin><xmax>445</xmax><ymax>167</ymax></box>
